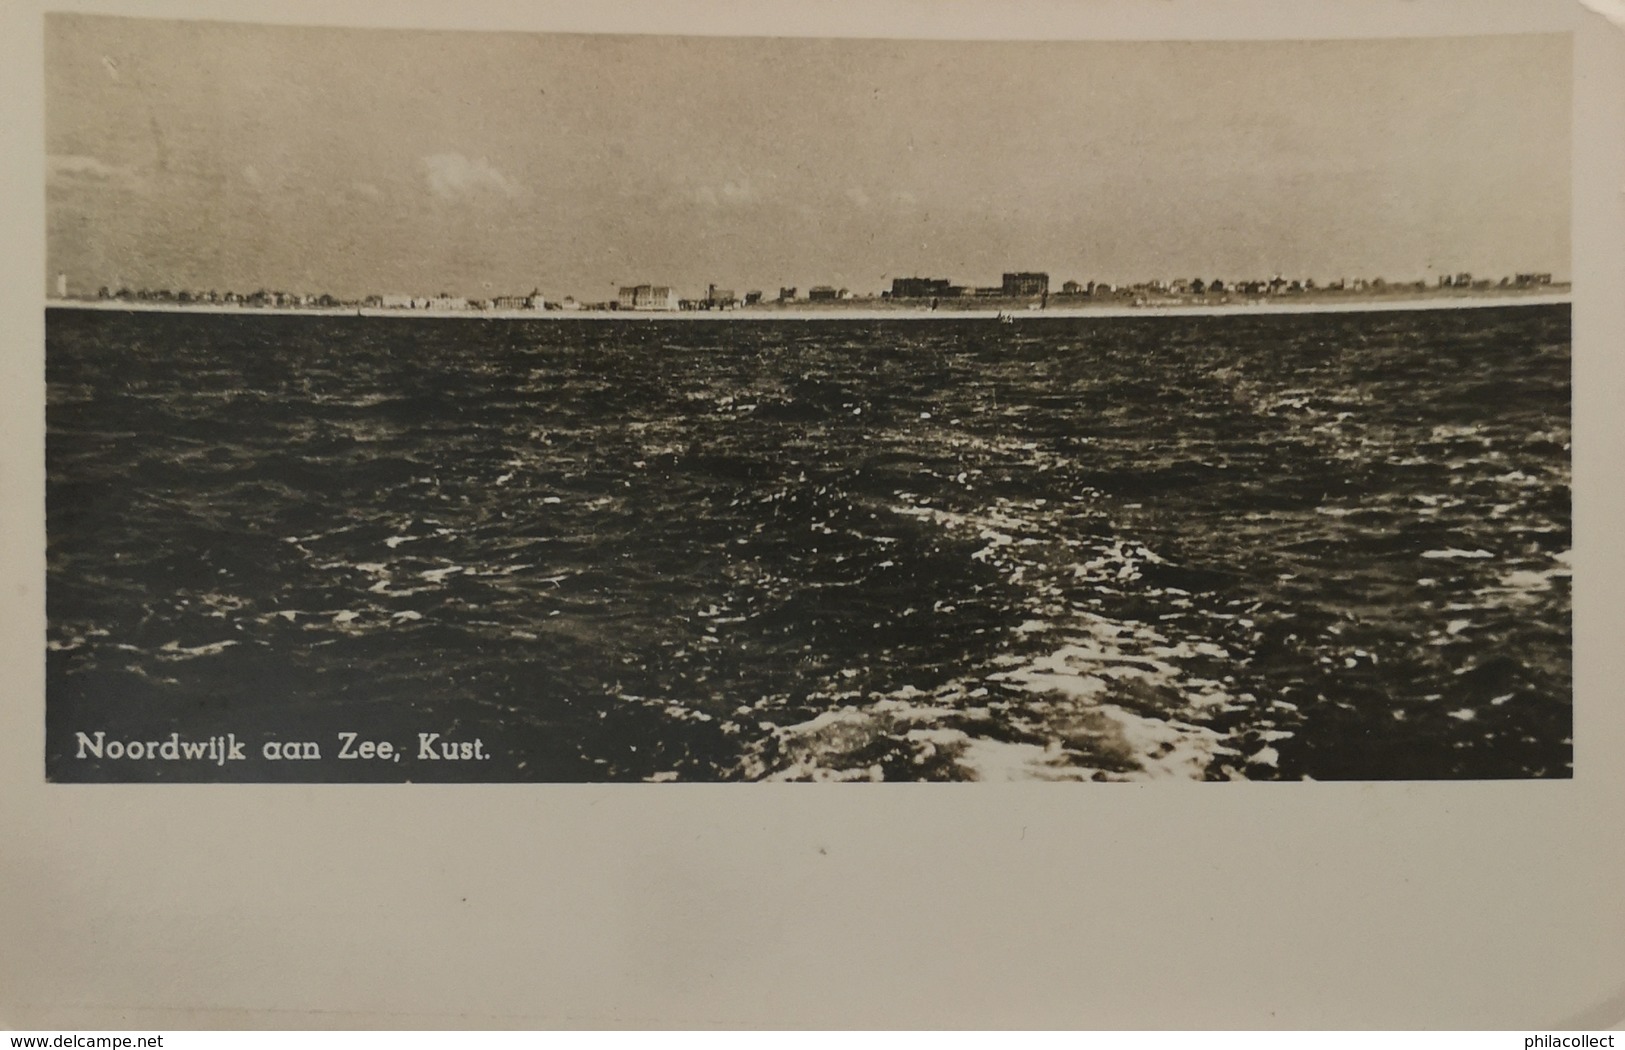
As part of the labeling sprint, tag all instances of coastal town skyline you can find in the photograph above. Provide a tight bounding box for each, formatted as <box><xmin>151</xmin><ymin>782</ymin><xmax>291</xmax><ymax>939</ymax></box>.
<box><xmin>53</xmin><ymin>266</ymin><xmax>1564</xmax><ymax>313</ymax></box>
<box><xmin>46</xmin><ymin>17</ymin><xmax>1571</xmax><ymax>302</ymax></box>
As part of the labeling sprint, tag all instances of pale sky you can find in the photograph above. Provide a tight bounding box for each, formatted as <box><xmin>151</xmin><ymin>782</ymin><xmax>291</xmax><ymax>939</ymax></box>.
<box><xmin>45</xmin><ymin>15</ymin><xmax>1571</xmax><ymax>300</ymax></box>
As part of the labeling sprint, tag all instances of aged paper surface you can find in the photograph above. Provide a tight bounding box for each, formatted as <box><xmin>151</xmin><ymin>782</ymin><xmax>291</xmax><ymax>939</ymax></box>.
<box><xmin>3</xmin><ymin>0</ymin><xmax>1623</xmax><ymax>1028</ymax></box>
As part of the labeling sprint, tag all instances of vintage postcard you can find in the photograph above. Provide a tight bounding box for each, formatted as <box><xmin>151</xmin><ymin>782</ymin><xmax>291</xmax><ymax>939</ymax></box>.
<box><xmin>6</xmin><ymin>0</ymin><xmax>1623</xmax><ymax>1030</ymax></box>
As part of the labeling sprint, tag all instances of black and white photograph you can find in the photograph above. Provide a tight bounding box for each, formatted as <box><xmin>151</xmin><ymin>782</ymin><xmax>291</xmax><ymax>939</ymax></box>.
<box><xmin>44</xmin><ymin>13</ymin><xmax>1573</xmax><ymax>783</ymax></box>
<box><xmin>11</xmin><ymin>0</ymin><xmax>1625</xmax><ymax>1033</ymax></box>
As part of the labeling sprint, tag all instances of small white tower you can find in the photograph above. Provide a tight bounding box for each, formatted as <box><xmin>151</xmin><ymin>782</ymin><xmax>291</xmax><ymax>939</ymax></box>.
<box><xmin>55</xmin><ymin>272</ymin><xmax>68</xmax><ymax>299</ymax></box>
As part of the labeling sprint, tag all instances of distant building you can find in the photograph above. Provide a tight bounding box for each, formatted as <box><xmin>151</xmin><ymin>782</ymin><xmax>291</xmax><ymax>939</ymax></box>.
<box><xmin>808</xmin><ymin>286</ymin><xmax>840</xmax><ymax>301</ymax></box>
<box><xmin>428</xmin><ymin>296</ymin><xmax>468</xmax><ymax>310</ymax></box>
<box><xmin>1001</xmin><ymin>272</ymin><xmax>1049</xmax><ymax>297</ymax></box>
<box><xmin>1061</xmin><ymin>280</ymin><xmax>1084</xmax><ymax>295</ymax></box>
<box><xmin>744</xmin><ymin>290</ymin><xmax>764</xmax><ymax>305</ymax></box>
<box><xmin>778</xmin><ymin>287</ymin><xmax>798</xmax><ymax>301</ymax></box>
<box><xmin>891</xmin><ymin>277</ymin><xmax>953</xmax><ymax>299</ymax></box>
<box><xmin>705</xmin><ymin>284</ymin><xmax>737</xmax><ymax>308</ymax></box>
<box><xmin>618</xmin><ymin>285</ymin><xmax>677</xmax><ymax>311</ymax></box>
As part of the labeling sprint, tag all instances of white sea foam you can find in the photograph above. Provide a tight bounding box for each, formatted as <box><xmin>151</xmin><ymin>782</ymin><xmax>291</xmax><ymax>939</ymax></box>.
<box><xmin>743</xmin><ymin>492</ymin><xmax>1270</xmax><ymax>781</ymax></box>
<box><xmin>157</xmin><ymin>639</ymin><xmax>240</xmax><ymax>659</ymax></box>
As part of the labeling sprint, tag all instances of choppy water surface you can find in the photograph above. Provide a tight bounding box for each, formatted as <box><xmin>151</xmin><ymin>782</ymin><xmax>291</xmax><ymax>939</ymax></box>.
<box><xmin>46</xmin><ymin>307</ymin><xmax>1571</xmax><ymax>780</ymax></box>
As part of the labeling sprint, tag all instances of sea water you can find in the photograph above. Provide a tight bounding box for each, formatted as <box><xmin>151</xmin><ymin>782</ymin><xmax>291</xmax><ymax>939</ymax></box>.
<box><xmin>45</xmin><ymin>306</ymin><xmax>1572</xmax><ymax>780</ymax></box>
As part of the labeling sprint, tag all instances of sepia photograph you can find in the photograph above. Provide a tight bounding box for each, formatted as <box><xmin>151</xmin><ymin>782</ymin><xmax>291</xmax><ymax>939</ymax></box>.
<box><xmin>44</xmin><ymin>14</ymin><xmax>1572</xmax><ymax>783</ymax></box>
<box><xmin>9</xmin><ymin>0</ymin><xmax>1625</xmax><ymax>1032</ymax></box>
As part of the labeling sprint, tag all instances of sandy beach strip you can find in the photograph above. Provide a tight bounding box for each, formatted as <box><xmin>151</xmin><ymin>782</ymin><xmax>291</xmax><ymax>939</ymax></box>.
<box><xmin>47</xmin><ymin>291</ymin><xmax>1571</xmax><ymax>321</ymax></box>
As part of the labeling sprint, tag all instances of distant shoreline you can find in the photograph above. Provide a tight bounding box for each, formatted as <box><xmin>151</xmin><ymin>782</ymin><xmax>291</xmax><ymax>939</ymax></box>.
<box><xmin>46</xmin><ymin>288</ymin><xmax>1571</xmax><ymax>321</ymax></box>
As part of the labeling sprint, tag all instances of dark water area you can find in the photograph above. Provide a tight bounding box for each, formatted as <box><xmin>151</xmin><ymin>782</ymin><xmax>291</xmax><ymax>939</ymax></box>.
<box><xmin>45</xmin><ymin>306</ymin><xmax>1572</xmax><ymax>781</ymax></box>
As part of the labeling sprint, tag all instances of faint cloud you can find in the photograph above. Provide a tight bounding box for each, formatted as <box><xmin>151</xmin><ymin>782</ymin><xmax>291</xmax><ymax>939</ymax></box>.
<box><xmin>845</xmin><ymin>187</ymin><xmax>872</xmax><ymax>208</ymax></box>
<box><xmin>353</xmin><ymin>182</ymin><xmax>383</xmax><ymax>201</ymax></box>
<box><xmin>48</xmin><ymin>154</ymin><xmax>134</xmax><ymax>183</ymax></box>
<box><xmin>691</xmin><ymin>178</ymin><xmax>758</xmax><ymax>209</ymax></box>
<box><xmin>242</xmin><ymin>165</ymin><xmax>263</xmax><ymax>188</ymax></box>
<box><xmin>422</xmin><ymin>153</ymin><xmax>521</xmax><ymax>199</ymax></box>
